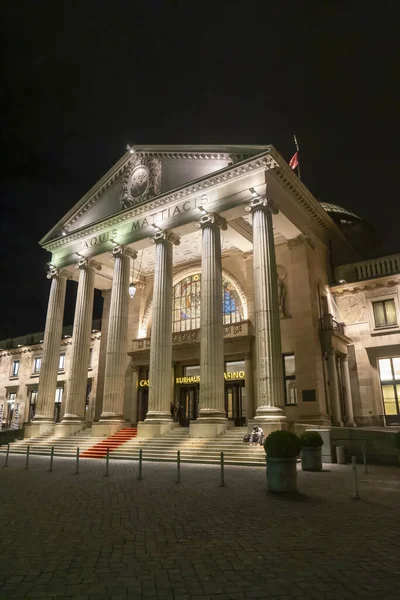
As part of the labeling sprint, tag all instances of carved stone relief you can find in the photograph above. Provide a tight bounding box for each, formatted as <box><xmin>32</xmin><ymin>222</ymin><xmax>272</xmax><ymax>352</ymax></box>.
<box><xmin>120</xmin><ymin>155</ymin><xmax>162</xmax><ymax>209</ymax></box>
<box><xmin>337</xmin><ymin>294</ymin><xmax>364</xmax><ymax>324</ymax></box>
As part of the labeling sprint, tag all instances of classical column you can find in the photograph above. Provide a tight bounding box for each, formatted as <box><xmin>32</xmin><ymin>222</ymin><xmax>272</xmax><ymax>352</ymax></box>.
<box><xmin>327</xmin><ymin>350</ymin><xmax>343</xmax><ymax>426</ymax></box>
<box><xmin>96</xmin><ymin>246</ymin><xmax>135</xmax><ymax>434</ymax></box>
<box><xmin>139</xmin><ymin>231</ymin><xmax>180</xmax><ymax>437</ymax></box>
<box><xmin>245</xmin><ymin>197</ymin><xmax>286</xmax><ymax>431</ymax></box>
<box><xmin>244</xmin><ymin>353</ymin><xmax>255</xmax><ymax>420</ymax></box>
<box><xmin>190</xmin><ymin>213</ymin><xmax>228</xmax><ymax>438</ymax></box>
<box><xmin>25</xmin><ymin>268</ymin><xmax>72</xmax><ymax>437</ymax></box>
<box><xmin>340</xmin><ymin>355</ymin><xmax>355</xmax><ymax>426</ymax></box>
<box><xmin>60</xmin><ymin>259</ymin><xmax>101</xmax><ymax>431</ymax></box>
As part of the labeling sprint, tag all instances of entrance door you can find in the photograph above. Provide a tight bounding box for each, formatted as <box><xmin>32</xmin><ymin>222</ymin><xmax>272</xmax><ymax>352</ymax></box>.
<box><xmin>225</xmin><ymin>381</ymin><xmax>246</xmax><ymax>426</ymax></box>
<box><xmin>179</xmin><ymin>386</ymin><xmax>199</xmax><ymax>427</ymax></box>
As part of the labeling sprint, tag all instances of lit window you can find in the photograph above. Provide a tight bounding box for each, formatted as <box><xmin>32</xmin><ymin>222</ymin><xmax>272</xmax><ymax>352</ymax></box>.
<box><xmin>373</xmin><ymin>299</ymin><xmax>397</xmax><ymax>328</ymax></box>
<box><xmin>58</xmin><ymin>353</ymin><xmax>65</xmax><ymax>371</ymax></box>
<box><xmin>11</xmin><ymin>360</ymin><xmax>20</xmax><ymax>377</ymax></box>
<box><xmin>172</xmin><ymin>274</ymin><xmax>243</xmax><ymax>333</ymax></box>
<box><xmin>7</xmin><ymin>392</ymin><xmax>16</xmax><ymax>404</ymax></box>
<box><xmin>283</xmin><ymin>354</ymin><xmax>297</xmax><ymax>405</ymax></box>
<box><xmin>378</xmin><ymin>357</ymin><xmax>400</xmax><ymax>425</ymax></box>
<box><xmin>33</xmin><ymin>356</ymin><xmax>42</xmax><ymax>374</ymax></box>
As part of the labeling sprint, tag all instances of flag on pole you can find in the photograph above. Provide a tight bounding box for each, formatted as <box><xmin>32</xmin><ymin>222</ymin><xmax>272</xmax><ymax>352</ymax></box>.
<box><xmin>289</xmin><ymin>152</ymin><xmax>299</xmax><ymax>170</ymax></box>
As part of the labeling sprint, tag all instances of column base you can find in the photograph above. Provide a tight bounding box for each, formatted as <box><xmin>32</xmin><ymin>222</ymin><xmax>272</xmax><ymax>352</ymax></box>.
<box><xmin>24</xmin><ymin>422</ymin><xmax>55</xmax><ymax>439</ymax></box>
<box><xmin>54</xmin><ymin>423</ymin><xmax>85</xmax><ymax>438</ymax></box>
<box><xmin>137</xmin><ymin>421</ymin><xmax>176</xmax><ymax>438</ymax></box>
<box><xmin>91</xmin><ymin>421</ymin><xmax>127</xmax><ymax>437</ymax></box>
<box><xmin>189</xmin><ymin>421</ymin><xmax>228</xmax><ymax>438</ymax></box>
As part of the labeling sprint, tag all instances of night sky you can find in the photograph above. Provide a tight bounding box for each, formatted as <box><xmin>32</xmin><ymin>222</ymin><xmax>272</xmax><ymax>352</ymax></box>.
<box><xmin>1</xmin><ymin>1</ymin><xmax>399</xmax><ymax>340</ymax></box>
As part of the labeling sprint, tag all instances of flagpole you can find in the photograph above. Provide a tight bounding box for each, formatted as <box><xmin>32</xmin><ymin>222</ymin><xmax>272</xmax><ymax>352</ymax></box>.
<box><xmin>293</xmin><ymin>134</ymin><xmax>301</xmax><ymax>180</ymax></box>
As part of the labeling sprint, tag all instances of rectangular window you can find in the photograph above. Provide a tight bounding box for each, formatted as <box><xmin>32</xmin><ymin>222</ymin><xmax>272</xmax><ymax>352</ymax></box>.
<box><xmin>58</xmin><ymin>353</ymin><xmax>65</xmax><ymax>371</ymax></box>
<box><xmin>225</xmin><ymin>360</ymin><xmax>245</xmax><ymax>373</ymax></box>
<box><xmin>183</xmin><ymin>365</ymin><xmax>200</xmax><ymax>377</ymax></box>
<box><xmin>378</xmin><ymin>357</ymin><xmax>400</xmax><ymax>425</ymax></box>
<box><xmin>283</xmin><ymin>354</ymin><xmax>297</xmax><ymax>405</ymax></box>
<box><xmin>30</xmin><ymin>390</ymin><xmax>38</xmax><ymax>421</ymax></box>
<box><xmin>54</xmin><ymin>387</ymin><xmax>63</xmax><ymax>403</ymax></box>
<box><xmin>8</xmin><ymin>392</ymin><xmax>17</xmax><ymax>404</ymax></box>
<box><xmin>88</xmin><ymin>347</ymin><xmax>93</xmax><ymax>369</ymax></box>
<box><xmin>373</xmin><ymin>299</ymin><xmax>397</xmax><ymax>328</ymax></box>
<box><xmin>33</xmin><ymin>356</ymin><xmax>42</xmax><ymax>374</ymax></box>
<box><xmin>11</xmin><ymin>360</ymin><xmax>20</xmax><ymax>377</ymax></box>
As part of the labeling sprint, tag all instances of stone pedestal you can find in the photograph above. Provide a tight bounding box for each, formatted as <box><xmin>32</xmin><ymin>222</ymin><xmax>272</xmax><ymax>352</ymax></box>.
<box><xmin>245</xmin><ymin>196</ymin><xmax>287</xmax><ymax>429</ymax></box>
<box><xmin>54</xmin><ymin>423</ymin><xmax>84</xmax><ymax>438</ymax></box>
<box><xmin>137</xmin><ymin>422</ymin><xmax>178</xmax><ymax>438</ymax></box>
<box><xmin>24</xmin><ymin>422</ymin><xmax>56</xmax><ymax>438</ymax></box>
<box><xmin>99</xmin><ymin>246</ymin><xmax>135</xmax><ymax>435</ymax></box>
<box><xmin>61</xmin><ymin>260</ymin><xmax>100</xmax><ymax>429</ymax></box>
<box><xmin>144</xmin><ymin>232</ymin><xmax>179</xmax><ymax>435</ymax></box>
<box><xmin>340</xmin><ymin>355</ymin><xmax>355</xmax><ymax>426</ymax></box>
<box><xmin>26</xmin><ymin>268</ymin><xmax>72</xmax><ymax>438</ymax></box>
<box><xmin>91</xmin><ymin>421</ymin><xmax>127</xmax><ymax>437</ymax></box>
<box><xmin>190</xmin><ymin>213</ymin><xmax>228</xmax><ymax>438</ymax></box>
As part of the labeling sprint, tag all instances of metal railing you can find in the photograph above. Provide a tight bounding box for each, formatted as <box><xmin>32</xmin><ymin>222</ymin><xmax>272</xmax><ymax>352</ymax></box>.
<box><xmin>320</xmin><ymin>314</ymin><xmax>346</xmax><ymax>335</ymax></box>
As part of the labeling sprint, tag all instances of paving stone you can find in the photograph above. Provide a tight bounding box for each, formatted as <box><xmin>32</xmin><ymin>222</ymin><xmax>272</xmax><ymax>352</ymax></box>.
<box><xmin>0</xmin><ymin>456</ymin><xmax>399</xmax><ymax>599</ymax></box>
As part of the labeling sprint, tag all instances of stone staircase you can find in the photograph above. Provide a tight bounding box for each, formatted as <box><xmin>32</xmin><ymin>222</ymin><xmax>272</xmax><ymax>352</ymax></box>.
<box><xmin>0</xmin><ymin>426</ymin><xmax>266</xmax><ymax>467</ymax></box>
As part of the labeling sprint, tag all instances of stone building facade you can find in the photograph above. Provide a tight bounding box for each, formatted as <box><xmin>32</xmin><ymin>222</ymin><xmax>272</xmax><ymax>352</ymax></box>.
<box><xmin>1</xmin><ymin>145</ymin><xmax>398</xmax><ymax>437</ymax></box>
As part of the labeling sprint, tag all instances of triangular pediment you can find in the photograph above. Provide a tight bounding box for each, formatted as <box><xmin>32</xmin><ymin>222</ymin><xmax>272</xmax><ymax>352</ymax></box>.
<box><xmin>40</xmin><ymin>145</ymin><xmax>269</xmax><ymax>245</ymax></box>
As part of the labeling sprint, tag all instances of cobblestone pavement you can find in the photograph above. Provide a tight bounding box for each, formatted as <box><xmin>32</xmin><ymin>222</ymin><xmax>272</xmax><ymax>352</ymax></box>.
<box><xmin>0</xmin><ymin>455</ymin><xmax>399</xmax><ymax>600</ymax></box>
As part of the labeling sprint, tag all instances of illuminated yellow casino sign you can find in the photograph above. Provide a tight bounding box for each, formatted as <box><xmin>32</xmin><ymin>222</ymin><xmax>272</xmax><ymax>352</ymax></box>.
<box><xmin>139</xmin><ymin>371</ymin><xmax>245</xmax><ymax>387</ymax></box>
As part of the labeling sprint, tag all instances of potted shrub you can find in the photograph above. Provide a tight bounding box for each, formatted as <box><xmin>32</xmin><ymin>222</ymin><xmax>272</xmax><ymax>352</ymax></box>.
<box><xmin>263</xmin><ymin>430</ymin><xmax>301</xmax><ymax>492</ymax></box>
<box><xmin>299</xmin><ymin>431</ymin><xmax>323</xmax><ymax>471</ymax></box>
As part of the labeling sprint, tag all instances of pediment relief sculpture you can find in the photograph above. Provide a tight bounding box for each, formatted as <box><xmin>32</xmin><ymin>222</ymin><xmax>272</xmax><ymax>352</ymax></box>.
<box><xmin>120</xmin><ymin>155</ymin><xmax>162</xmax><ymax>209</ymax></box>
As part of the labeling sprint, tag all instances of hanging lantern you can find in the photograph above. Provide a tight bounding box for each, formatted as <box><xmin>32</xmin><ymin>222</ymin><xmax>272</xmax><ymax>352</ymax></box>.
<box><xmin>129</xmin><ymin>282</ymin><xmax>137</xmax><ymax>298</ymax></box>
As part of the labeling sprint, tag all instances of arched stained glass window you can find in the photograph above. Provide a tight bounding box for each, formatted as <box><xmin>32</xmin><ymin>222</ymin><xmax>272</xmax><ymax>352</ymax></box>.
<box><xmin>173</xmin><ymin>273</ymin><xmax>244</xmax><ymax>333</ymax></box>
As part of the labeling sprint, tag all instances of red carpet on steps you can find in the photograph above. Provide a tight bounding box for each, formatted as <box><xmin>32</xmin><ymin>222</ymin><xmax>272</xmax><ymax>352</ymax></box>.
<box><xmin>81</xmin><ymin>428</ymin><xmax>137</xmax><ymax>458</ymax></box>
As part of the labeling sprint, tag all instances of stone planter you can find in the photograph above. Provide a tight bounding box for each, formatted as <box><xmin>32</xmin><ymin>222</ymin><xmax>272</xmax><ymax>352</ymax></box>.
<box><xmin>301</xmin><ymin>446</ymin><xmax>322</xmax><ymax>471</ymax></box>
<box><xmin>266</xmin><ymin>457</ymin><xmax>298</xmax><ymax>492</ymax></box>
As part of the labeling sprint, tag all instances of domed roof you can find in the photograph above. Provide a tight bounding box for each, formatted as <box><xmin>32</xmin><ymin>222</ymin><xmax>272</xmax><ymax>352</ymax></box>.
<box><xmin>320</xmin><ymin>202</ymin><xmax>361</xmax><ymax>220</ymax></box>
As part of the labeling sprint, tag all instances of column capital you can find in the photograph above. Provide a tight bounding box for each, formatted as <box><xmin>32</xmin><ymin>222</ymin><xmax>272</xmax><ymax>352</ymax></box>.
<box><xmin>195</xmin><ymin>212</ymin><xmax>227</xmax><ymax>231</ymax></box>
<box><xmin>245</xmin><ymin>196</ymin><xmax>279</xmax><ymax>215</ymax></box>
<box><xmin>341</xmin><ymin>354</ymin><xmax>349</xmax><ymax>363</ymax></box>
<box><xmin>150</xmin><ymin>231</ymin><xmax>180</xmax><ymax>246</ymax></box>
<box><xmin>76</xmin><ymin>258</ymin><xmax>102</xmax><ymax>271</ymax></box>
<box><xmin>110</xmin><ymin>245</ymin><xmax>137</xmax><ymax>260</ymax></box>
<box><xmin>46</xmin><ymin>268</ymin><xmax>73</xmax><ymax>281</ymax></box>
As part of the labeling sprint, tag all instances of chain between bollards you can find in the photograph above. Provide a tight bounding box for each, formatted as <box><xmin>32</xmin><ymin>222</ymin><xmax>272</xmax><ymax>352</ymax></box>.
<box><xmin>362</xmin><ymin>443</ymin><xmax>368</xmax><ymax>474</ymax></box>
<box><xmin>351</xmin><ymin>456</ymin><xmax>359</xmax><ymax>499</ymax></box>
<box><xmin>48</xmin><ymin>446</ymin><xmax>54</xmax><ymax>472</ymax></box>
<box><xmin>74</xmin><ymin>447</ymin><xmax>80</xmax><ymax>475</ymax></box>
<box><xmin>177</xmin><ymin>450</ymin><xmax>181</xmax><ymax>484</ymax></box>
<box><xmin>220</xmin><ymin>451</ymin><xmax>225</xmax><ymax>487</ymax></box>
<box><xmin>24</xmin><ymin>445</ymin><xmax>30</xmax><ymax>469</ymax></box>
<box><xmin>105</xmin><ymin>448</ymin><xmax>110</xmax><ymax>477</ymax></box>
<box><xmin>138</xmin><ymin>448</ymin><xmax>143</xmax><ymax>480</ymax></box>
<box><xmin>2</xmin><ymin>443</ymin><xmax>10</xmax><ymax>468</ymax></box>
